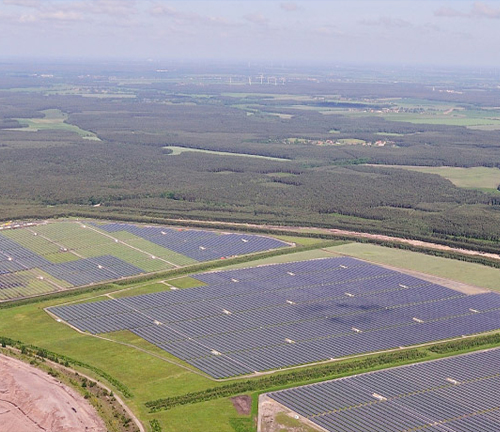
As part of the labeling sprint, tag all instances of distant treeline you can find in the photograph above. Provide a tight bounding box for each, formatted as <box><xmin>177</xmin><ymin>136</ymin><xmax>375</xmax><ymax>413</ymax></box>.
<box><xmin>2</xmin><ymin>78</ymin><xmax>500</xmax><ymax>246</ymax></box>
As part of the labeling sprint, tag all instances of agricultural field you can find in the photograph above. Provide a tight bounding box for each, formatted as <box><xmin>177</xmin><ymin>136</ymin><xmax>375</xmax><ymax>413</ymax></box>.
<box><xmin>374</xmin><ymin>165</ymin><xmax>500</xmax><ymax>193</ymax></box>
<box><xmin>9</xmin><ymin>109</ymin><xmax>101</xmax><ymax>140</ymax></box>
<box><xmin>0</xmin><ymin>220</ymin><xmax>288</xmax><ymax>301</ymax></box>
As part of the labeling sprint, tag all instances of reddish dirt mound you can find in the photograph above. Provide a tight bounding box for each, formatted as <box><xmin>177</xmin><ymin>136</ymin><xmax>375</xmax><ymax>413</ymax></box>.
<box><xmin>231</xmin><ymin>395</ymin><xmax>252</xmax><ymax>415</ymax></box>
<box><xmin>0</xmin><ymin>354</ymin><xmax>106</xmax><ymax>432</ymax></box>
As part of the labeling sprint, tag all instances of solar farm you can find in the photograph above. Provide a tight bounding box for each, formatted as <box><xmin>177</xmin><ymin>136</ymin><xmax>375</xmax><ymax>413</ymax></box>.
<box><xmin>0</xmin><ymin>220</ymin><xmax>288</xmax><ymax>301</ymax></box>
<box><xmin>267</xmin><ymin>347</ymin><xmax>500</xmax><ymax>431</ymax></box>
<box><xmin>48</xmin><ymin>256</ymin><xmax>500</xmax><ymax>379</ymax></box>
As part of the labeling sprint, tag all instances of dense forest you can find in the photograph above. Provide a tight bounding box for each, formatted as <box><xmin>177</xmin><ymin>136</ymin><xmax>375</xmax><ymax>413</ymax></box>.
<box><xmin>1</xmin><ymin>63</ymin><xmax>500</xmax><ymax>248</ymax></box>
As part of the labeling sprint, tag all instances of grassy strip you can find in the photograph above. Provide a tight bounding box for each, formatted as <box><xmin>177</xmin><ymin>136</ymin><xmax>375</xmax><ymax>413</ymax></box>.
<box><xmin>145</xmin><ymin>350</ymin><xmax>426</xmax><ymax>413</ymax></box>
<box><xmin>145</xmin><ymin>332</ymin><xmax>500</xmax><ymax>413</ymax></box>
<box><xmin>0</xmin><ymin>335</ymin><xmax>133</xmax><ymax>398</ymax></box>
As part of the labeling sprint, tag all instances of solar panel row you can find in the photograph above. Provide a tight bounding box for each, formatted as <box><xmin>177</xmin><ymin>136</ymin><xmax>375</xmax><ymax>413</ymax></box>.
<box><xmin>96</xmin><ymin>223</ymin><xmax>287</xmax><ymax>261</ymax></box>
<box><xmin>269</xmin><ymin>348</ymin><xmax>500</xmax><ymax>432</ymax></box>
<box><xmin>1</xmin><ymin>223</ymin><xmax>288</xmax><ymax>300</ymax></box>
<box><xmin>49</xmin><ymin>257</ymin><xmax>500</xmax><ymax>378</ymax></box>
<box><xmin>1</xmin><ymin>233</ymin><xmax>144</xmax><ymax>290</ymax></box>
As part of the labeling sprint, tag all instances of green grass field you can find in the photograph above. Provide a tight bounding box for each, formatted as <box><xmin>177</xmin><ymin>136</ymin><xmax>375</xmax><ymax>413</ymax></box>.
<box><xmin>287</xmin><ymin>96</ymin><xmax>500</xmax><ymax>130</ymax></box>
<box><xmin>327</xmin><ymin>243</ymin><xmax>500</xmax><ymax>290</ymax></box>
<box><xmin>164</xmin><ymin>146</ymin><xmax>290</xmax><ymax>161</ymax></box>
<box><xmin>375</xmin><ymin>165</ymin><xmax>500</xmax><ymax>193</ymax></box>
<box><xmin>11</xmin><ymin>109</ymin><xmax>101</xmax><ymax>140</ymax></box>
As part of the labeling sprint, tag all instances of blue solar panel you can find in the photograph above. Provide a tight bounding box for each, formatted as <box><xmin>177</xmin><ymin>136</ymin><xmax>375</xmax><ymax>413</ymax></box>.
<box><xmin>269</xmin><ymin>348</ymin><xmax>500</xmax><ymax>432</ymax></box>
<box><xmin>96</xmin><ymin>223</ymin><xmax>287</xmax><ymax>261</ymax></box>
<box><xmin>49</xmin><ymin>257</ymin><xmax>500</xmax><ymax>378</ymax></box>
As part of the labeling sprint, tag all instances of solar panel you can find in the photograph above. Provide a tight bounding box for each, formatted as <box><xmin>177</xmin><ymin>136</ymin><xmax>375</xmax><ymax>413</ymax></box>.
<box><xmin>268</xmin><ymin>348</ymin><xmax>500</xmax><ymax>432</ymax></box>
<box><xmin>49</xmin><ymin>257</ymin><xmax>500</xmax><ymax>378</ymax></box>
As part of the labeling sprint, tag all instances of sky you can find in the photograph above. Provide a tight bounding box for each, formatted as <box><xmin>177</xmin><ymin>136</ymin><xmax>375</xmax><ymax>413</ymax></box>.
<box><xmin>1</xmin><ymin>0</ymin><xmax>500</xmax><ymax>67</ymax></box>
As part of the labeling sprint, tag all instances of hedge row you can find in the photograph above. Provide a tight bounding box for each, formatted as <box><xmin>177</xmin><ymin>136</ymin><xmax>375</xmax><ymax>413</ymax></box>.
<box><xmin>145</xmin><ymin>349</ymin><xmax>426</xmax><ymax>412</ymax></box>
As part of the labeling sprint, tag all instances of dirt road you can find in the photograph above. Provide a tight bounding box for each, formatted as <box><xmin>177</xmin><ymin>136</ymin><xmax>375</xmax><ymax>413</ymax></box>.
<box><xmin>165</xmin><ymin>218</ymin><xmax>500</xmax><ymax>261</ymax></box>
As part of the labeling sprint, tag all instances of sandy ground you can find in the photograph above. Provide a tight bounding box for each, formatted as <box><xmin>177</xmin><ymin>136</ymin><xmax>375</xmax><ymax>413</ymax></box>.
<box><xmin>165</xmin><ymin>217</ymin><xmax>500</xmax><ymax>262</ymax></box>
<box><xmin>0</xmin><ymin>354</ymin><xmax>106</xmax><ymax>432</ymax></box>
<box><xmin>258</xmin><ymin>395</ymin><xmax>325</xmax><ymax>432</ymax></box>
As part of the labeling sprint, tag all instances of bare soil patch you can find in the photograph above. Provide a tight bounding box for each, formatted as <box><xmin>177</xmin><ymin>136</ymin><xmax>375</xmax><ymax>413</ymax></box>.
<box><xmin>0</xmin><ymin>353</ymin><xmax>106</xmax><ymax>432</ymax></box>
<box><xmin>258</xmin><ymin>395</ymin><xmax>324</xmax><ymax>432</ymax></box>
<box><xmin>231</xmin><ymin>394</ymin><xmax>252</xmax><ymax>415</ymax></box>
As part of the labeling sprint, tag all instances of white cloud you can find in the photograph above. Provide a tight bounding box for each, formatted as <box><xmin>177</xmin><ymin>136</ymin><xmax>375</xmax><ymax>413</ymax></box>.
<box><xmin>150</xmin><ymin>3</ymin><xmax>234</xmax><ymax>27</ymax></box>
<box><xmin>280</xmin><ymin>2</ymin><xmax>298</xmax><ymax>12</ymax></box>
<box><xmin>435</xmin><ymin>1</ymin><xmax>500</xmax><ymax>19</ymax></box>
<box><xmin>243</xmin><ymin>13</ymin><xmax>269</xmax><ymax>26</ymax></box>
<box><xmin>3</xmin><ymin>0</ymin><xmax>43</xmax><ymax>8</ymax></box>
<box><xmin>359</xmin><ymin>16</ymin><xmax>411</xmax><ymax>28</ymax></box>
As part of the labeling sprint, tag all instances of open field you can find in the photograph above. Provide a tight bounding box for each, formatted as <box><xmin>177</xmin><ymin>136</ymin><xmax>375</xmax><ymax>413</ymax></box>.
<box><xmin>164</xmin><ymin>146</ymin><xmax>290</xmax><ymax>161</ymax></box>
<box><xmin>373</xmin><ymin>165</ymin><xmax>500</xmax><ymax>193</ymax></box>
<box><xmin>10</xmin><ymin>109</ymin><xmax>101</xmax><ymax>140</ymax></box>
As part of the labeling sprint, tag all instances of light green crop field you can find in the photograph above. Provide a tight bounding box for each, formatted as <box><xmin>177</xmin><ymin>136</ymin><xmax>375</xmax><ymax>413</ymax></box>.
<box><xmin>383</xmin><ymin>111</ymin><xmax>500</xmax><ymax>129</ymax></box>
<box><xmin>11</xmin><ymin>109</ymin><xmax>101</xmax><ymax>140</ymax></box>
<box><xmin>289</xmin><ymin>97</ymin><xmax>500</xmax><ymax>130</ymax></box>
<box><xmin>164</xmin><ymin>146</ymin><xmax>290</xmax><ymax>161</ymax></box>
<box><xmin>375</xmin><ymin>165</ymin><xmax>500</xmax><ymax>193</ymax></box>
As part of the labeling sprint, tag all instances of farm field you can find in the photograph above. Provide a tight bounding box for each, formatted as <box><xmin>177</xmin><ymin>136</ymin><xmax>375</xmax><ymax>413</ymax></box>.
<box><xmin>374</xmin><ymin>165</ymin><xmax>500</xmax><ymax>193</ymax></box>
<box><xmin>10</xmin><ymin>109</ymin><xmax>101</xmax><ymax>140</ymax></box>
<box><xmin>266</xmin><ymin>347</ymin><xmax>500</xmax><ymax>432</ymax></box>
<box><xmin>0</xmin><ymin>220</ymin><xmax>288</xmax><ymax>301</ymax></box>
<box><xmin>284</xmin><ymin>97</ymin><xmax>500</xmax><ymax>130</ymax></box>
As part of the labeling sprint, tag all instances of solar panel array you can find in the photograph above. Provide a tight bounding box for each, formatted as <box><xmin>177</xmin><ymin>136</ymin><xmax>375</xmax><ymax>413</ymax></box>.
<box><xmin>0</xmin><ymin>221</ymin><xmax>288</xmax><ymax>300</ymax></box>
<box><xmin>269</xmin><ymin>347</ymin><xmax>500</xmax><ymax>432</ymax></box>
<box><xmin>48</xmin><ymin>257</ymin><xmax>500</xmax><ymax>378</ymax></box>
<box><xmin>96</xmin><ymin>222</ymin><xmax>287</xmax><ymax>261</ymax></box>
